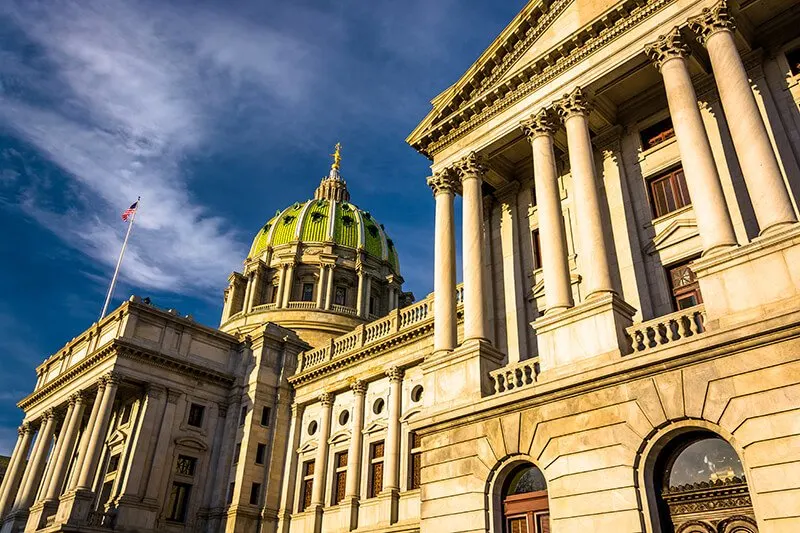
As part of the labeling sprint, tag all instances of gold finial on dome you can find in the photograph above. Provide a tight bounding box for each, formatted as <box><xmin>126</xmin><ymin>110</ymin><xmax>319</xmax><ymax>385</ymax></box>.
<box><xmin>331</xmin><ymin>142</ymin><xmax>342</xmax><ymax>171</ymax></box>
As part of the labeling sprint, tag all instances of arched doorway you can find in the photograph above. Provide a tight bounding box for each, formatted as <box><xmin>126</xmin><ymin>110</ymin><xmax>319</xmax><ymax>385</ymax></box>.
<box><xmin>653</xmin><ymin>431</ymin><xmax>757</xmax><ymax>533</ymax></box>
<box><xmin>501</xmin><ymin>463</ymin><xmax>549</xmax><ymax>533</ymax></box>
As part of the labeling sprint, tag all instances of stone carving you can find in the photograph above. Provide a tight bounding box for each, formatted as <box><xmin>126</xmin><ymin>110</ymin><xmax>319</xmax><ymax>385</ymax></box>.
<box><xmin>69</xmin><ymin>391</ymin><xmax>85</xmax><ymax>405</ymax></box>
<box><xmin>520</xmin><ymin>108</ymin><xmax>558</xmax><ymax>139</ymax></box>
<box><xmin>426</xmin><ymin>169</ymin><xmax>461</xmax><ymax>196</ymax></box>
<box><xmin>319</xmin><ymin>392</ymin><xmax>334</xmax><ymax>406</ymax></box>
<box><xmin>555</xmin><ymin>87</ymin><xmax>591</xmax><ymax>120</ymax></box>
<box><xmin>351</xmin><ymin>379</ymin><xmax>367</xmax><ymax>395</ymax></box>
<box><xmin>386</xmin><ymin>367</ymin><xmax>405</xmax><ymax>382</ymax></box>
<box><xmin>454</xmin><ymin>151</ymin><xmax>488</xmax><ymax>181</ymax></box>
<box><xmin>18</xmin><ymin>422</ymin><xmax>31</xmax><ymax>436</ymax></box>
<box><xmin>645</xmin><ymin>27</ymin><xmax>690</xmax><ymax>70</ymax></box>
<box><xmin>688</xmin><ymin>1</ymin><xmax>735</xmax><ymax>45</ymax></box>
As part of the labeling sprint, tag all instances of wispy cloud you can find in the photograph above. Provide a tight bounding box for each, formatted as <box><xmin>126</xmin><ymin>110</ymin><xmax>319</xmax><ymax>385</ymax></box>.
<box><xmin>0</xmin><ymin>0</ymin><xmax>320</xmax><ymax>295</ymax></box>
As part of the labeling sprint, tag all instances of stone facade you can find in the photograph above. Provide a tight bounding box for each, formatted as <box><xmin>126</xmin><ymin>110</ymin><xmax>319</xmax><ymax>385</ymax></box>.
<box><xmin>4</xmin><ymin>0</ymin><xmax>800</xmax><ymax>532</ymax></box>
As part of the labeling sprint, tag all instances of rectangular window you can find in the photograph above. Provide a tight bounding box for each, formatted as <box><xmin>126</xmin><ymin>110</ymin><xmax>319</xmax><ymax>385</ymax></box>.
<box><xmin>648</xmin><ymin>167</ymin><xmax>690</xmax><ymax>218</ymax></box>
<box><xmin>239</xmin><ymin>405</ymin><xmax>248</xmax><ymax>426</ymax></box>
<box><xmin>187</xmin><ymin>403</ymin><xmax>205</xmax><ymax>428</ymax></box>
<box><xmin>269</xmin><ymin>284</ymin><xmax>279</xmax><ymax>304</ymax></box>
<box><xmin>260</xmin><ymin>406</ymin><xmax>271</xmax><ymax>427</ymax></box>
<box><xmin>300</xmin><ymin>460</ymin><xmax>315</xmax><ymax>512</ymax></box>
<box><xmin>787</xmin><ymin>47</ymin><xmax>800</xmax><ymax>76</ymax></box>
<box><xmin>334</xmin><ymin>286</ymin><xmax>347</xmax><ymax>306</ymax></box>
<box><xmin>176</xmin><ymin>455</ymin><xmax>197</xmax><ymax>476</ymax></box>
<box><xmin>667</xmin><ymin>259</ymin><xmax>703</xmax><ymax>311</ymax></box>
<box><xmin>166</xmin><ymin>482</ymin><xmax>192</xmax><ymax>522</ymax></box>
<box><xmin>255</xmin><ymin>443</ymin><xmax>267</xmax><ymax>465</ymax></box>
<box><xmin>531</xmin><ymin>229</ymin><xmax>542</xmax><ymax>270</ymax></box>
<box><xmin>640</xmin><ymin>116</ymin><xmax>675</xmax><ymax>149</ymax></box>
<box><xmin>97</xmin><ymin>480</ymin><xmax>114</xmax><ymax>510</ymax></box>
<box><xmin>369</xmin><ymin>295</ymin><xmax>379</xmax><ymax>316</ymax></box>
<box><xmin>409</xmin><ymin>432</ymin><xmax>422</xmax><ymax>490</ymax></box>
<box><xmin>249</xmin><ymin>482</ymin><xmax>261</xmax><ymax>505</ymax></box>
<box><xmin>369</xmin><ymin>441</ymin><xmax>385</xmax><ymax>498</ymax></box>
<box><xmin>227</xmin><ymin>482</ymin><xmax>235</xmax><ymax>505</ymax></box>
<box><xmin>119</xmin><ymin>403</ymin><xmax>132</xmax><ymax>425</ymax></box>
<box><xmin>302</xmin><ymin>282</ymin><xmax>314</xmax><ymax>302</ymax></box>
<box><xmin>233</xmin><ymin>442</ymin><xmax>241</xmax><ymax>465</ymax></box>
<box><xmin>107</xmin><ymin>453</ymin><xmax>121</xmax><ymax>474</ymax></box>
<box><xmin>332</xmin><ymin>451</ymin><xmax>348</xmax><ymax>505</ymax></box>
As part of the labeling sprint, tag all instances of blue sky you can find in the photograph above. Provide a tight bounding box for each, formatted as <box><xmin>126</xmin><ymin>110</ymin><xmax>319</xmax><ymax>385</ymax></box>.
<box><xmin>0</xmin><ymin>0</ymin><xmax>527</xmax><ymax>453</ymax></box>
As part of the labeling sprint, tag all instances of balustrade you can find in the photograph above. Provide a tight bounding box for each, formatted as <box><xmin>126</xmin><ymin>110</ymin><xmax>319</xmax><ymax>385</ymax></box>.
<box><xmin>489</xmin><ymin>359</ymin><xmax>539</xmax><ymax>395</ymax></box>
<box><xmin>626</xmin><ymin>305</ymin><xmax>707</xmax><ymax>354</ymax></box>
<box><xmin>287</xmin><ymin>301</ymin><xmax>318</xmax><ymax>310</ymax></box>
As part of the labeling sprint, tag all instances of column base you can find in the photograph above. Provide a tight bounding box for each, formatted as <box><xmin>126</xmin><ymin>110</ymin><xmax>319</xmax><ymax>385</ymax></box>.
<box><xmin>1</xmin><ymin>509</ymin><xmax>29</xmax><ymax>533</ymax></box>
<box><xmin>533</xmin><ymin>292</ymin><xmax>636</xmax><ymax>374</ymax></box>
<box><xmin>54</xmin><ymin>488</ymin><xmax>96</xmax><ymax>527</ymax></box>
<box><xmin>693</xmin><ymin>222</ymin><xmax>800</xmax><ymax>328</ymax></box>
<box><xmin>421</xmin><ymin>339</ymin><xmax>504</xmax><ymax>412</ymax></box>
<box><xmin>339</xmin><ymin>496</ymin><xmax>360</xmax><ymax>531</ymax></box>
<box><xmin>225</xmin><ymin>504</ymin><xmax>262</xmax><ymax>533</ymax></box>
<box><xmin>23</xmin><ymin>499</ymin><xmax>60</xmax><ymax>532</ymax></box>
<box><xmin>114</xmin><ymin>495</ymin><xmax>160</xmax><ymax>531</ymax></box>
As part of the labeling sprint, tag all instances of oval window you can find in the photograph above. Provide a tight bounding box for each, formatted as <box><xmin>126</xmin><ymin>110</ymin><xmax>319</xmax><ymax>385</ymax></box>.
<box><xmin>372</xmin><ymin>398</ymin><xmax>385</xmax><ymax>415</ymax></box>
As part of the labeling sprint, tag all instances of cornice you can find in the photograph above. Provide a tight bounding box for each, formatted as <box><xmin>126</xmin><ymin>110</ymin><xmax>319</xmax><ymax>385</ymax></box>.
<box><xmin>411</xmin><ymin>0</ymin><xmax>672</xmax><ymax>157</ymax></box>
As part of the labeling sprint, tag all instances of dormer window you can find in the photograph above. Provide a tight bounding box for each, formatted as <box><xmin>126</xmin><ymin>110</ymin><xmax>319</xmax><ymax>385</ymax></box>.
<box><xmin>367</xmin><ymin>225</ymin><xmax>379</xmax><ymax>238</ymax></box>
<box><xmin>342</xmin><ymin>215</ymin><xmax>354</xmax><ymax>227</ymax></box>
<box><xmin>310</xmin><ymin>212</ymin><xmax>325</xmax><ymax>223</ymax></box>
<box><xmin>283</xmin><ymin>215</ymin><xmax>295</xmax><ymax>225</ymax></box>
<box><xmin>640</xmin><ymin>117</ymin><xmax>675</xmax><ymax>150</ymax></box>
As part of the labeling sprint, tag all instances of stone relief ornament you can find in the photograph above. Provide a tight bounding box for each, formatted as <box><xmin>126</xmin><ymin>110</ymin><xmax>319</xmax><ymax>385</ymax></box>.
<box><xmin>455</xmin><ymin>151</ymin><xmax>488</xmax><ymax>180</ymax></box>
<box><xmin>555</xmin><ymin>87</ymin><xmax>592</xmax><ymax>120</ymax></box>
<box><xmin>645</xmin><ymin>27</ymin><xmax>691</xmax><ymax>70</ymax></box>
<box><xmin>688</xmin><ymin>0</ymin><xmax>735</xmax><ymax>45</ymax></box>
<box><xmin>385</xmin><ymin>366</ymin><xmax>405</xmax><ymax>382</ymax></box>
<box><xmin>426</xmin><ymin>169</ymin><xmax>461</xmax><ymax>196</ymax></box>
<box><xmin>520</xmin><ymin>108</ymin><xmax>558</xmax><ymax>139</ymax></box>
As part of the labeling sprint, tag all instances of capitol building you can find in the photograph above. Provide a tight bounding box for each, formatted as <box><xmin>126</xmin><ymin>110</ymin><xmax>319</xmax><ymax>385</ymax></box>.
<box><xmin>4</xmin><ymin>0</ymin><xmax>800</xmax><ymax>532</ymax></box>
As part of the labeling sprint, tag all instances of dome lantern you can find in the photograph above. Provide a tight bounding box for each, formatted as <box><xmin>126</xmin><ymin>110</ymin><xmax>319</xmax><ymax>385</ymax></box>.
<box><xmin>314</xmin><ymin>142</ymin><xmax>350</xmax><ymax>202</ymax></box>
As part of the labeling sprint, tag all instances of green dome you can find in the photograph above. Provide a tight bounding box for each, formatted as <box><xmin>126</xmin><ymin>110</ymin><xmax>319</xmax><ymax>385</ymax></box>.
<box><xmin>248</xmin><ymin>198</ymin><xmax>401</xmax><ymax>274</ymax></box>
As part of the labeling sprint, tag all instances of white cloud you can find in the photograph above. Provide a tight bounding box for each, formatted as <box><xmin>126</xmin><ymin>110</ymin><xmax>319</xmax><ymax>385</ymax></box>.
<box><xmin>0</xmin><ymin>0</ymin><xmax>320</xmax><ymax>294</ymax></box>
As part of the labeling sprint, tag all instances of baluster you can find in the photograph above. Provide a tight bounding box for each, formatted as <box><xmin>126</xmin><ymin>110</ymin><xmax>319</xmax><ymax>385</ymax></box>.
<box><xmin>646</xmin><ymin>326</ymin><xmax>657</xmax><ymax>348</ymax></box>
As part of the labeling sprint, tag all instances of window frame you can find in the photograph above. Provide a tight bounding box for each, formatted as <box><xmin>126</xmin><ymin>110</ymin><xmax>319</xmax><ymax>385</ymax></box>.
<box><xmin>666</xmin><ymin>258</ymin><xmax>703</xmax><ymax>312</ymax></box>
<box><xmin>255</xmin><ymin>443</ymin><xmax>267</xmax><ymax>465</ymax></box>
<box><xmin>301</xmin><ymin>282</ymin><xmax>315</xmax><ymax>302</ymax></box>
<box><xmin>166</xmin><ymin>482</ymin><xmax>192</xmax><ymax>523</ymax></box>
<box><xmin>647</xmin><ymin>166</ymin><xmax>691</xmax><ymax>219</ymax></box>
<box><xmin>299</xmin><ymin>460</ymin><xmax>315</xmax><ymax>512</ymax></box>
<box><xmin>409</xmin><ymin>432</ymin><xmax>422</xmax><ymax>490</ymax></box>
<box><xmin>368</xmin><ymin>440</ymin><xmax>385</xmax><ymax>499</ymax></box>
<box><xmin>187</xmin><ymin>403</ymin><xmax>205</xmax><ymax>428</ymax></box>
<box><xmin>332</xmin><ymin>450</ymin><xmax>348</xmax><ymax>506</ymax></box>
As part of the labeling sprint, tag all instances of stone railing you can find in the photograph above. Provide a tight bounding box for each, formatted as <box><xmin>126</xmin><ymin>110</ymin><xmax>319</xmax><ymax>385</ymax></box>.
<box><xmin>287</xmin><ymin>301</ymin><xmax>318</xmax><ymax>310</ymax></box>
<box><xmin>331</xmin><ymin>304</ymin><xmax>358</xmax><ymax>316</ymax></box>
<box><xmin>626</xmin><ymin>305</ymin><xmax>707</xmax><ymax>354</ymax></box>
<box><xmin>253</xmin><ymin>303</ymin><xmax>277</xmax><ymax>311</ymax></box>
<box><xmin>85</xmin><ymin>511</ymin><xmax>113</xmax><ymax>528</ymax></box>
<box><xmin>489</xmin><ymin>358</ymin><xmax>539</xmax><ymax>395</ymax></box>
<box><xmin>298</xmin><ymin>284</ymin><xmax>464</xmax><ymax>372</ymax></box>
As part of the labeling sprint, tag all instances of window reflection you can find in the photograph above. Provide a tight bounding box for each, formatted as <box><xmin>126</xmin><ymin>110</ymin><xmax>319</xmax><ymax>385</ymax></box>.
<box><xmin>666</xmin><ymin>437</ymin><xmax>744</xmax><ymax>488</ymax></box>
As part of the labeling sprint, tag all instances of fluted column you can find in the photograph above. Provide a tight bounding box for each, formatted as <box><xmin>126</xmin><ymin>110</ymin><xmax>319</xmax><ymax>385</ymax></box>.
<box><xmin>281</xmin><ymin>262</ymin><xmax>295</xmax><ymax>307</ymax></box>
<box><xmin>275</xmin><ymin>264</ymin><xmax>287</xmax><ymax>308</ymax></box>
<box><xmin>427</xmin><ymin>170</ymin><xmax>460</xmax><ymax>353</ymax></box>
<box><xmin>0</xmin><ymin>423</ymin><xmax>33</xmax><ymax>517</ymax></box>
<box><xmin>76</xmin><ymin>373</ymin><xmax>120</xmax><ymax>490</ymax></box>
<box><xmin>316</xmin><ymin>264</ymin><xmax>326</xmax><ymax>308</ymax></box>
<box><xmin>325</xmin><ymin>264</ymin><xmax>335</xmax><ymax>310</ymax></box>
<box><xmin>555</xmin><ymin>88</ymin><xmax>614</xmax><ymax>297</ymax></box>
<box><xmin>689</xmin><ymin>1</ymin><xmax>797</xmax><ymax>234</ymax></box>
<box><xmin>522</xmin><ymin>109</ymin><xmax>574</xmax><ymax>313</ymax></box>
<box><xmin>68</xmin><ymin>381</ymin><xmax>106</xmax><ymax>490</ymax></box>
<box><xmin>384</xmin><ymin>368</ymin><xmax>403</xmax><ymax>492</ymax></box>
<box><xmin>356</xmin><ymin>266</ymin><xmax>366</xmax><ymax>317</ymax></box>
<box><xmin>646</xmin><ymin>29</ymin><xmax>738</xmax><ymax>254</ymax></box>
<box><xmin>345</xmin><ymin>381</ymin><xmax>366</xmax><ymax>499</ymax></box>
<box><xmin>310</xmin><ymin>393</ymin><xmax>333</xmax><ymax>506</ymax></box>
<box><xmin>44</xmin><ymin>393</ymin><xmax>86</xmax><ymax>501</ymax></box>
<box><xmin>14</xmin><ymin>410</ymin><xmax>56</xmax><ymax>510</ymax></box>
<box><xmin>456</xmin><ymin>152</ymin><xmax>489</xmax><ymax>342</ymax></box>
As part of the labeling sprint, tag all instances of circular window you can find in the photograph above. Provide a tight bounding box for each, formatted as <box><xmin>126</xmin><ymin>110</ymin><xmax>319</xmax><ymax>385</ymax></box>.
<box><xmin>411</xmin><ymin>385</ymin><xmax>424</xmax><ymax>403</ymax></box>
<box><xmin>339</xmin><ymin>410</ymin><xmax>350</xmax><ymax>426</ymax></box>
<box><xmin>372</xmin><ymin>398</ymin><xmax>385</xmax><ymax>415</ymax></box>
<box><xmin>308</xmin><ymin>420</ymin><xmax>318</xmax><ymax>436</ymax></box>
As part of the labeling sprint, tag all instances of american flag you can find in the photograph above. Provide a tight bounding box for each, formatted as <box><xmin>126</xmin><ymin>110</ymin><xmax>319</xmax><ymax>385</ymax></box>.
<box><xmin>121</xmin><ymin>201</ymin><xmax>138</xmax><ymax>222</ymax></box>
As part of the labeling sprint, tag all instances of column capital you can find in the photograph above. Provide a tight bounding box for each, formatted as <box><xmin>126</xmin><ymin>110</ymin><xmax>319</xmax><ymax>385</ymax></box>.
<box><xmin>555</xmin><ymin>87</ymin><xmax>591</xmax><ymax>120</ymax></box>
<box><xmin>386</xmin><ymin>367</ymin><xmax>405</xmax><ymax>382</ymax></box>
<box><xmin>645</xmin><ymin>28</ymin><xmax>690</xmax><ymax>71</ymax></box>
<box><xmin>103</xmin><ymin>371</ymin><xmax>123</xmax><ymax>386</ymax></box>
<box><xmin>68</xmin><ymin>390</ymin><xmax>86</xmax><ymax>406</ymax></box>
<box><xmin>318</xmin><ymin>392</ymin><xmax>334</xmax><ymax>407</ymax></box>
<box><xmin>19</xmin><ymin>422</ymin><xmax>32</xmax><ymax>436</ymax></box>
<box><xmin>146</xmin><ymin>383</ymin><xmax>166</xmax><ymax>400</ymax></box>
<box><xmin>166</xmin><ymin>389</ymin><xmax>182</xmax><ymax>405</ymax></box>
<box><xmin>350</xmin><ymin>379</ymin><xmax>367</xmax><ymax>395</ymax></box>
<box><xmin>454</xmin><ymin>151</ymin><xmax>488</xmax><ymax>182</ymax></box>
<box><xmin>688</xmin><ymin>1</ymin><xmax>735</xmax><ymax>45</ymax></box>
<box><xmin>217</xmin><ymin>402</ymin><xmax>229</xmax><ymax>417</ymax></box>
<box><xmin>521</xmin><ymin>108</ymin><xmax>558</xmax><ymax>139</ymax></box>
<box><xmin>41</xmin><ymin>408</ymin><xmax>56</xmax><ymax>422</ymax></box>
<box><xmin>427</xmin><ymin>169</ymin><xmax>461</xmax><ymax>196</ymax></box>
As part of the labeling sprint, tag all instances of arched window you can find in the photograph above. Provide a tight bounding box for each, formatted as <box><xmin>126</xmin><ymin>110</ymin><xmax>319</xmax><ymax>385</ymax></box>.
<box><xmin>653</xmin><ymin>431</ymin><xmax>757</xmax><ymax>533</ymax></box>
<box><xmin>501</xmin><ymin>464</ymin><xmax>549</xmax><ymax>533</ymax></box>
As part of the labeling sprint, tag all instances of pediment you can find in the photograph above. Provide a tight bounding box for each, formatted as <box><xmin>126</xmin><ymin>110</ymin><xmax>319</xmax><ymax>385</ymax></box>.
<box><xmin>298</xmin><ymin>440</ymin><xmax>318</xmax><ymax>454</ymax></box>
<box><xmin>107</xmin><ymin>429</ymin><xmax>128</xmax><ymax>448</ymax></box>
<box><xmin>407</xmin><ymin>0</ymin><xmax>652</xmax><ymax>156</ymax></box>
<box><xmin>644</xmin><ymin>216</ymin><xmax>699</xmax><ymax>255</ymax></box>
<box><xmin>174</xmin><ymin>436</ymin><xmax>208</xmax><ymax>451</ymax></box>
<box><xmin>329</xmin><ymin>429</ymin><xmax>351</xmax><ymax>445</ymax></box>
<box><xmin>362</xmin><ymin>419</ymin><xmax>388</xmax><ymax>435</ymax></box>
<box><xmin>400</xmin><ymin>407</ymin><xmax>421</xmax><ymax>423</ymax></box>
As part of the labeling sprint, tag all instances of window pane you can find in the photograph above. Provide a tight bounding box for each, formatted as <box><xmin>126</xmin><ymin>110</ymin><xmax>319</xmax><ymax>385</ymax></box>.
<box><xmin>651</xmin><ymin>179</ymin><xmax>669</xmax><ymax>218</ymax></box>
<box><xmin>673</xmin><ymin>170</ymin><xmax>691</xmax><ymax>208</ymax></box>
<box><xmin>411</xmin><ymin>452</ymin><xmax>422</xmax><ymax>490</ymax></box>
<box><xmin>508</xmin><ymin>517</ymin><xmax>528</xmax><ymax>533</ymax></box>
<box><xmin>676</xmin><ymin>293</ymin><xmax>699</xmax><ymax>310</ymax></box>
<box><xmin>371</xmin><ymin>462</ymin><xmax>384</xmax><ymax>497</ymax></box>
<box><xmin>667</xmin><ymin>437</ymin><xmax>745</xmax><ymax>488</ymax></box>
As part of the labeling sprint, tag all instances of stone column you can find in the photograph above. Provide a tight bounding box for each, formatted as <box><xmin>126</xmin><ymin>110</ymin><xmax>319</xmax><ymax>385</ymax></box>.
<box><xmin>0</xmin><ymin>423</ymin><xmax>33</xmax><ymax>517</ymax></box>
<box><xmin>281</xmin><ymin>262</ymin><xmax>295</xmax><ymax>307</ymax></box>
<box><xmin>44</xmin><ymin>393</ymin><xmax>86</xmax><ymax>501</ymax></box>
<box><xmin>324</xmin><ymin>264</ymin><xmax>335</xmax><ymax>310</ymax></box>
<box><xmin>310</xmin><ymin>393</ymin><xmax>333</xmax><ymax>507</ymax></box>
<box><xmin>277</xmin><ymin>404</ymin><xmax>303</xmax><ymax>533</ymax></box>
<box><xmin>364</xmin><ymin>275</ymin><xmax>373</xmax><ymax>317</ymax></box>
<box><xmin>456</xmin><ymin>152</ymin><xmax>490</xmax><ymax>342</ymax></box>
<box><xmin>76</xmin><ymin>373</ymin><xmax>120</xmax><ymax>490</ymax></box>
<box><xmin>143</xmin><ymin>390</ymin><xmax>181</xmax><ymax>502</ymax></box>
<box><xmin>344</xmin><ymin>381</ymin><xmax>366</xmax><ymax>499</ymax></box>
<box><xmin>275</xmin><ymin>264</ymin><xmax>287</xmax><ymax>308</ymax></box>
<box><xmin>356</xmin><ymin>266</ymin><xmax>366</xmax><ymax>317</ymax></box>
<box><xmin>522</xmin><ymin>109</ymin><xmax>574</xmax><ymax>313</ymax></box>
<box><xmin>645</xmin><ymin>29</ymin><xmax>738</xmax><ymax>254</ymax></box>
<box><xmin>689</xmin><ymin>2</ymin><xmax>797</xmax><ymax>234</ymax></box>
<box><xmin>247</xmin><ymin>267</ymin><xmax>262</xmax><ymax>312</ymax></box>
<box><xmin>427</xmin><ymin>170</ymin><xmax>460</xmax><ymax>354</ymax></box>
<box><xmin>14</xmin><ymin>410</ymin><xmax>56</xmax><ymax>510</ymax></box>
<box><xmin>555</xmin><ymin>88</ymin><xmax>615</xmax><ymax>298</ymax></box>
<box><xmin>68</xmin><ymin>381</ymin><xmax>106</xmax><ymax>490</ymax></box>
<box><xmin>242</xmin><ymin>273</ymin><xmax>253</xmax><ymax>313</ymax></box>
<box><xmin>383</xmin><ymin>368</ymin><xmax>403</xmax><ymax>492</ymax></box>
<box><xmin>316</xmin><ymin>263</ymin><xmax>326</xmax><ymax>308</ymax></box>
<box><xmin>115</xmin><ymin>386</ymin><xmax>164</xmax><ymax>500</ymax></box>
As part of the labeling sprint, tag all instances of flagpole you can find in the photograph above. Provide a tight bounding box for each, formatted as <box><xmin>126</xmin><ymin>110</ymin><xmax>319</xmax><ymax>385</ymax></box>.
<box><xmin>100</xmin><ymin>196</ymin><xmax>140</xmax><ymax>320</ymax></box>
